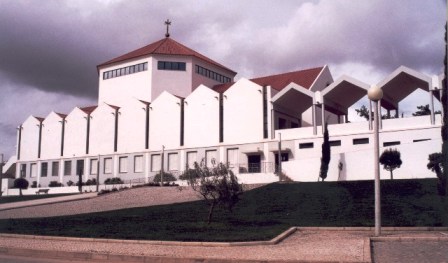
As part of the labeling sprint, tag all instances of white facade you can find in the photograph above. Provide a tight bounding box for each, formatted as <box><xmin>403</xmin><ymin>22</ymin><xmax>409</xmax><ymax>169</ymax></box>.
<box><xmin>9</xmin><ymin>36</ymin><xmax>444</xmax><ymax>192</ymax></box>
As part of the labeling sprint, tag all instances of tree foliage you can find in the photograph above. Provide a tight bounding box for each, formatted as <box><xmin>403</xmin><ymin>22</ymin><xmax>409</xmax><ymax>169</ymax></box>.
<box><xmin>319</xmin><ymin>122</ymin><xmax>330</xmax><ymax>181</ymax></box>
<box><xmin>427</xmin><ymin>152</ymin><xmax>445</xmax><ymax>196</ymax></box>
<box><xmin>153</xmin><ymin>172</ymin><xmax>177</xmax><ymax>182</ymax></box>
<box><xmin>379</xmin><ymin>148</ymin><xmax>402</xmax><ymax>180</ymax></box>
<box><xmin>13</xmin><ymin>177</ymin><xmax>29</xmax><ymax>196</ymax></box>
<box><xmin>182</xmin><ymin>162</ymin><xmax>243</xmax><ymax>224</ymax></box>
<box><xmin>412</xmin><ymin>104</ymin><xmax>441</xmax><ymax>116</ymax></box>
<box><xmin>355</xmin><ymin>105</ymin><xmax>394</xmax><ymax>120</ymax></box>
<box><xmin>440</xmin><ymin>23</ymin><xmax>448</xmax><ymax>196</ymax></box>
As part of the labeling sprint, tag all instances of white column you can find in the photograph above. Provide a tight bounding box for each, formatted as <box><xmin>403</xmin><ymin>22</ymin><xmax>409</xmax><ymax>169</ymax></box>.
<box><xmin>369</xmin><ymin>100</ymin><xmax>373</xmax><ymax>130</ymax></box>
<box><xmin>144</xmin><ymin>152</ymin><xmax>150</xmax><ymax>183</ymax></box>
<box><xmin>321</xmin><ymin>104</ymin><xmax>325</xmax><ymax>134</ymax></box>
<box><xmin>312</xmin><ymin>104</ymin><xmax>317</xmax><ymax>135</ymax></box>
<box><xmin>429</xmin><ymin>90</ymin><xmax>435</xmax><ymax>125</ymax></box>
<box><xmin>113</xmin><ymin>154</ymin><xmax>118</xmax><ymax>177</ymax></box>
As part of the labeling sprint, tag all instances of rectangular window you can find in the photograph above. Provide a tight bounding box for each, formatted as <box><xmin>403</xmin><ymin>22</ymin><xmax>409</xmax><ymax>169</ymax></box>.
<box><xmin>20</xmin><ymin>164</ymin><xmax>26</xmax><ymax>177</ymax></box>
<box><xmin>383</xmin><ymin>141</ymin><xmax>400</xmax><ymax>147</ymax></box>
<box><xmin>90</xmin><ymin>159</ymin><xmax>98</xmax><ymax>175</ymax></box>
<box><xmin>227</xmin><ymin>148</ymin><xmax>239</xmax><ymax>168</ymax></box>
<box><xmin>205</xmin><ymin>150</ymin><xmax>217</xmax><ymax>167</ymax></box>
<box><xmin>103</xmin><ymin>62</ymin><xmax>148</xmax><ymax>80</ymax></box>
<box><xmin>329</xmin><ymin>140</ymin><xmax>341</xmax><ymax>147</ymax></box>
<box><xmin>186</xmin><ymin>152</ymin><xmax>197</xmax><ymax>169</ymax></box>
<box><xmin>157</xmin><ymin>61</ymin><xmax>186</xmax><ymax>71</ymax></box>
<box><xmin>134</xmin><ymin>155</ymin><xmax>143</xmax><ymax>173</ymax></box>
<box><xmin>52</xmin><ymin>162</ymin><xmax>59</xmax><ymax>177</ymax></box>
<box><xmin>64</xmin><ymin>160</ymin><xmax>72</xmax><ymax>176</ymax></box>
<box><xmin>291</xmin><ymin>122</ymin><xmax>300</xmax><ymax>128</ymax></box>
<box><xmin>195</xmin><ymin>65</ymin><xmax>230</xmax><ymax>83</ymax></box>
<box><xmin>168</xmin><ymin>153</ymin><xmax>179</xmax><ymax>171</ymax></box>
<box><xmin>151</xmin><ymin>154</ymin><xmax>161</xmax><ymax>172</ymax></box>
<box><xmin>278</xmin><ymin>118</ymin><xmax>287</xmax><ymax>129</ymax></box>
<box><xmin>353</xmin><ymin>138</ymin><xmax>369</xmax><ymax>145</ymax></box>
<box><xmin>413</xmin><ymin>139</ymin><xmax>430</xmax><ymax>143</ymax></box>
<box><xmin>104</xmin><ymin>158</ymin><xmax>112</xmax><ymax>174</ymax></box>
<box><xmin>119</xmin><ymin>156</ymin><xmax>128</xmax><ymax>173</ymax></box>
<box><xmin>299</xmin><ymin>142</ymin><xmax>314</xmax><ymax>149</ymax></box>
<box><xmin>30</xmin><ymin>163</ymin><xmax>37</xmax><ymax>178</ymax></box>
<box><xmin>41</xmin><ymin>162</ymin><xmax>48</xmax><ymax>177</ymax></box>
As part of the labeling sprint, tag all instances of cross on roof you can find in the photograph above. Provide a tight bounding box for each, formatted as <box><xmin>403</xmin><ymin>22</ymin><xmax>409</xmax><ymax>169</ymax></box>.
<box><xmin>164</xmin><ymin>19</ymin><xmax>171</xmax><ymax>38</ymax></box>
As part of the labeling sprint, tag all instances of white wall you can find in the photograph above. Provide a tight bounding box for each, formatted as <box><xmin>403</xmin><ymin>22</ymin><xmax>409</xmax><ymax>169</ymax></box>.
<box><xmin>223</xmin><ymin>78</ymin><xmax>264</xmax><ymax>144</ymax></box>
<box><xmin>151</xmin><ymin>55</ymin><xmax>193</xmax><ymax>99</ymax></box>
<box><xmin>184</xmin><ymin>85</ymin><xmax>220</xmax><ymax>148</ymax></box>
<box><xmin>149</xmin><ymin>91</ymin><xmax>182</xmax><ymax>151</ymax></box>
<box><xmin>64</xmin><ymin>107</ymin><xmax>88</xmax><ymax>157</ymax></box>
<box><xmin>41</xmin><ymin>112</ymin><xmax>64</xmax><ymax>160</ymax></box>
<box><xmin>89</xmin><ymin>103</ymin><xmax>117</xmax><ymax>155</ymax></box>
<box><xmin>18</xmin><ymin>116</ymin><xmax>41</xmax><ymax>161</ymax></box>
<box><xmin>98</xmin><ymin>56</ymin><xmax>152</xmax><ymax>106</ymax></box>
<box><xmin>117</xmin><ymin>98</ymin><xmax>147</xmax><ymax>153</ymax></box>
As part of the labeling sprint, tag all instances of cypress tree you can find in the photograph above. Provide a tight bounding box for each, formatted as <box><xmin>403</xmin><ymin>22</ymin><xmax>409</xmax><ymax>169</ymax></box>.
<box><xmin>319</xmin><ymin>122</ymin><xmax>330</xmax><ymax>181</ymax></box>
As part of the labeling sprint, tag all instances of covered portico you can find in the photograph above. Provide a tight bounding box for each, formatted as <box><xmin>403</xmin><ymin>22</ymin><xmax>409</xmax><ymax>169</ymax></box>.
<box><xmin>271</xmin><ymin>82</ymin><xmax>316</xmax><ymax>134</ymax></box>
<box><xmin>319</xmin><ymin>75</ymin><xmax>370</xmax><ymax>131</ymax></box>
<box><xmin>377</xmin><ymin>66</ymin><xmax>437</xmax><ymax>125</ymax></box>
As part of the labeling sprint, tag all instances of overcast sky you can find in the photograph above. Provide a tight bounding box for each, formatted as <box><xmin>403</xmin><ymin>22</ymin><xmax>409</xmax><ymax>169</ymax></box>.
<box><xmin>0</xmin><ymin>0</ymin><xmax>446</xmax><ymax>160</ymax></box>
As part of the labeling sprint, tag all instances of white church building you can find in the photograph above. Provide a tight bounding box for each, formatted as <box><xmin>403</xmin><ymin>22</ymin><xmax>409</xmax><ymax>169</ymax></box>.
<box><xmin>3</xmin><ymin>32</ymin><xmax>445</xmax><ymax>191</ymax></box>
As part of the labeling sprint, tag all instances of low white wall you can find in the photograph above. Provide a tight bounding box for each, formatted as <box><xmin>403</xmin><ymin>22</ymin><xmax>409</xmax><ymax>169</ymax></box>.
<box><xmin>282</xmin><ymin>138</ymin><xmax>441</xmax><ymax>182</ymax></box>
<box><xmin>236</xmin><ymin>173</ymin><xmax>278</xmax><ymax>184</ymax></box>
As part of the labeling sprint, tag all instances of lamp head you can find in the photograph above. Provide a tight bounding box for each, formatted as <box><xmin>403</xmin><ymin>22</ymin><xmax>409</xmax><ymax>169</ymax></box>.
<box><xmin>368</xmin><ymin>85</ymin><xmax>383</xmax><ymax>101</ymax></box>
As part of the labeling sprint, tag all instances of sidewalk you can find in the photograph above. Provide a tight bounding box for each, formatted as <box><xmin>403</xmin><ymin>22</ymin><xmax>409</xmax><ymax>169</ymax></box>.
<box><xmin>0</xmin><ymin>193</ymin><xmax>98</xmax><ymax>211</ymax></box>
<box><xmin>0</xmin><ymin>228</ymin><xmax>447</xmax><ymax>263</ymax></box>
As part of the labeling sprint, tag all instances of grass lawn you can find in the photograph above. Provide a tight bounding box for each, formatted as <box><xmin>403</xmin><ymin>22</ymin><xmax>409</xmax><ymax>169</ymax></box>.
<box><xmin>0</xmin><ymin>179</ymin><xmax>446</xmax><ymax>242</ymax></box>
<box><xmin>0</xmin><ymin>193</ymin><xmax>78</xmax><ymax>205</ymax></box>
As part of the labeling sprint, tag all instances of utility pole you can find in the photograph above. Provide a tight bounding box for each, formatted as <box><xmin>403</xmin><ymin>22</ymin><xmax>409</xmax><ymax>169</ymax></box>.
<box><xmin>277</xmin><ymin>133</ymin><xmax>282</xmax><ymax>181</ymax></box>
<box><xmin>161</xmin><ymin>145</ymin><xmax>165</xmax><ymax>187</ymax></box>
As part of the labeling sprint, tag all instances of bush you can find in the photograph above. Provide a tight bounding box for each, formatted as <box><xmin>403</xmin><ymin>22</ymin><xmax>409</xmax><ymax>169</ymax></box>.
<box><xmin>104</xmin><ymin>177</ymin><xmax>124</xmax><ymax>185</ymax></box>
<box><xmin>13</xmin><ymin>178</ymin><xmax>29</xmax><ymax>196</ymax></box>
<box><xmin>85</xmin><ymin>178</ymin><xmax>97</xmax><ymax>186</ymax></box>
<box><xmin>67</xmin><ymin>180</ymin><xmax>75</xmax><ymax>187</ymax></box>
<box><xmin>153</xmin><ymin>172</ymin><xmax>177</xmax><ymax>183</ymax></box>
<box><xmin>31</xmin><ymin>181</ymin><xmax>38</xmax><ymax>188</ymax></box>
<box><xmin>48</xmin><ymin>181</ymin><xmax>63</xmax><ymax>187</ymax></box>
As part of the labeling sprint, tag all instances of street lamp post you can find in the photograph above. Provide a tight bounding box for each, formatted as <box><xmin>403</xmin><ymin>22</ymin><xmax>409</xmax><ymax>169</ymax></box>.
<box><xmin>368</xmin><ymin>85</ymin><xmax>383</xmax><ymax>237</ymax></box>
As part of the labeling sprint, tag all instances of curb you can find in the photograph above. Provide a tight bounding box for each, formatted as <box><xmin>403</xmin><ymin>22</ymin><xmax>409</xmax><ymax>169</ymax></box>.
<box><xmin>371</xmin><ymin>236</ymin><xmax>448</xmax><ymax>242</ymax></box>
<box><xmin>295</xmin><ymin>226</ymin><xmax>448</xmax><ymax>231</ymax></box>
<box><xmin>0</xmin><ymin>227</ymin><xmax>297</xmax><ymax>247</ymax></box>
<box><xmin>0</xmin><ymin>193</ymin><xmax>98</xmax><ymax>212</ymax></box>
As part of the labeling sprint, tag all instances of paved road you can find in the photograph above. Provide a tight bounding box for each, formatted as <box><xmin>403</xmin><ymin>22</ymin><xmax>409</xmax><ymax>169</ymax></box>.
<box><xmin>0</xmin><ymin>254</ymin><xmax>90</xmax><ymax>263</ymax></box>
<box><xmin>372</xmin><ymin>241</ymin><xmax>448</xmax><ymax>263</ymax></box>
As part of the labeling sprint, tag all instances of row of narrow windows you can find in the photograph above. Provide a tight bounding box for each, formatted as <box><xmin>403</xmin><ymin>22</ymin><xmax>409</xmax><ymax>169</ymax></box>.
<box><xmin>195</xmin><ymin>65</ymin><xmax>231</xmax><ymax>83</ymax></box>
<box><xmin>298</xmin><ymin>138</ymin><xmax>430</xmax><ymax>149</ymax></box>
<box><xmin>157</xmin><ymin>61</ymin><xmax>186</xmax><ymax>71</ymax></box>
<box><xmin>103</xmin><ymin>62</ymin><xmax>148</xmax><ymax>80</ymax></box>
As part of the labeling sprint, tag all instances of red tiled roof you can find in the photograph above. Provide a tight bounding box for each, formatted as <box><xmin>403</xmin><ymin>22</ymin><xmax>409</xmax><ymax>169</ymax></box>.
<box><xmin>97</xmin><ymin>37</ymin><xmax>236</xmax><ymax>74</ymax></box>
<box><xmin>213</xmin><ymin>67</ymin><xmax>324</xmax><ymax>93</ymax></box>
<box><xmin>80</xmin><ymin>105</ymin><xmax>98</xmax><ymax>114</ymax></box>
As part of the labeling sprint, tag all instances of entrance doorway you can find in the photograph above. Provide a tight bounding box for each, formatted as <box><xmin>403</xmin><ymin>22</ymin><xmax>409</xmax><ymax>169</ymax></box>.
<box><xmin>248</xmin><ymin>155</ymin><xmax>261</xmax><ymax>173</ymax></box>
<box><xmin>275</xmin><ymin>152</ymin><xmax>289</xmax><ymax>173</ymax></box>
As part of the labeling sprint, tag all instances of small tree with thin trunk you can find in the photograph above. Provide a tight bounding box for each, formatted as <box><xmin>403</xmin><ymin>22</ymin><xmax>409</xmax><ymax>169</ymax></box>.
<box><xmin>183</xmin><ymin>161</ymin><xmax>243</xmax><ymax>224</ymax></box>
<box><xmin>13</xmin><ymin>178</ymin><xmax>29</xmax><ymax>196</ymax></box>
<box><xmin>379</xmin><ymin>148</ymin><xmax>402</xmax><ymax>180</ymax></box>
<box><xmin>319</xmin><ymin>122</ymin><xmax>330</xmax><ymax>181</ymax></box>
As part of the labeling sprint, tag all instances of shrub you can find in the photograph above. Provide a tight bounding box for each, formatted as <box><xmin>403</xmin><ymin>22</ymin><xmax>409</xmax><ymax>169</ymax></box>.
<box><xmin>85</xmin><ymin>178</ymin><xmax>97</xmax><ymax>186</ymax></box>
<box><xmin>153</xmin><ymin>172</ymin><xmax>177</xmax><ymax>183</ymax></box>
<box><xmin>48</xmin><ymin>181</ymin><xmax>63</xmax><ymax>187</ymax></box>
<box><xmin>67</xmin><ymin>180</ymin><xmax>75</xmax><ymax>187</ymax></box>
<box><xmin>13</xmin><ymin>178</ymin><xmax>29</xmax><ymax>196</ymax></box>
<box><xmin>31</xmin><ymin>181</ymin><xmax>38</xmax><ymax>188</ymax></box>
<box><xmin>104</xmin><ymin>177</ymin><xmax>124</xmax><ymax>185</ymax></box>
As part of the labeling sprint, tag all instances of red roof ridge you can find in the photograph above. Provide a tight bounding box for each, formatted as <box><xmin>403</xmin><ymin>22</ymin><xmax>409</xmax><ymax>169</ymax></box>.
<box><xmin>97</xmin><ymin>37</ymin><xmax>236</xmax><ymax>74</ymax></box>
<box><xmin>212</xmin><ymin>66</ymin><xmax>324</xmax><ymax>93</ymax></box>
<box><xmin>33</xmin><ymin>116</ymin><xmax>45</xmax><ymax>122</ymax></box>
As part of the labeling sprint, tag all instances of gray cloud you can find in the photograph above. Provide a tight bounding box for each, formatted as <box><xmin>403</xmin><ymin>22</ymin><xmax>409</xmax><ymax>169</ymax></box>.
<box><xmin>0</xmin><ymin>0</ymin><xmax>445</xmax><ymax>159</ymax></box>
